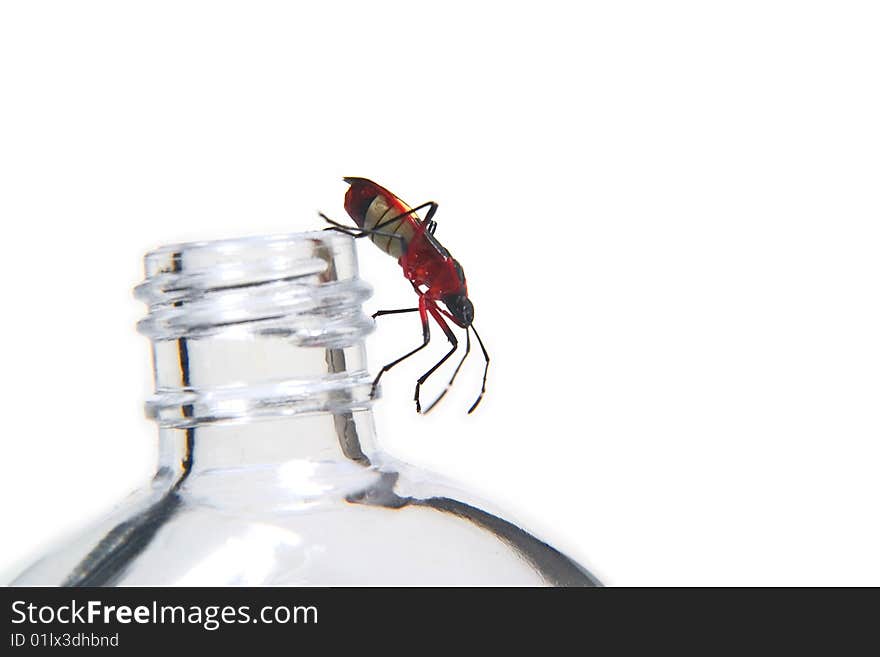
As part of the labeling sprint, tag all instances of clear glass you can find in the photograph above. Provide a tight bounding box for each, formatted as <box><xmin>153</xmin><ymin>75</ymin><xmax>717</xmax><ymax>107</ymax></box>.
<box><xmin>9</xmin><ymin>232</ymin><xmax>600</xmax><ymax>586</ymax></box>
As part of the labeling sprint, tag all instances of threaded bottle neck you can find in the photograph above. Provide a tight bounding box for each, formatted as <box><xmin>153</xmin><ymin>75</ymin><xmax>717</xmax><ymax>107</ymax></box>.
<box><xmin>134</xmin><ymin>232</ymin><xmax>381</xmax><ymax>484</ymax></box>
<box><xmin>135</xmin><ymin>232</ymin><xmax>376</xmax><ymax>428</ymax></box>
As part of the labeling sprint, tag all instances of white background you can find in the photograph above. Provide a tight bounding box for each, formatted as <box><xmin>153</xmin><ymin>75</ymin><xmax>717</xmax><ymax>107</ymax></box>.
<box><xmin>1</xmin><ymin>2</ymin><xmax>878</xmax><ymax>586</ymax></box>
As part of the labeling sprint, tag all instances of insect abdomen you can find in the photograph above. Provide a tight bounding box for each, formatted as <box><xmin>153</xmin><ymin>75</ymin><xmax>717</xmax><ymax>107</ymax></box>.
<box><xmin>343</xmin><ymin>177</ymin><xmax>416</xmax><ymax>259</ymax></box>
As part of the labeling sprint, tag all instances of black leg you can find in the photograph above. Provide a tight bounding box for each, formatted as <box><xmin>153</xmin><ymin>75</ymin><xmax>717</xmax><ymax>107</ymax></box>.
<box><xmin>467</xmin><ymin>324</ymin><xmax>490</xmax><ymax>414</ymax></box>
<box><xmin>371</xmin><ymin>298</ymin><xmax>430</xmax><ymax>400</ymax></box>
<box><xmin>320</xmin><ymin>213</ymin><xmax>408</xmax><ymax>252</ymax></box>
<box><xmin>372</xmin><ymin>307</ymin><xmax>419</xmax><ymax>319</ymax></box>
<box><xmin>372</xmin><ymin>201</ymin><xmax>439</xmax><ymax>233</ymax></box>
<box><xmin>422</xmin><ymin>325</ymin><xmax>471</xmax><ymax>414</ymax></box>
<box><xmin>320</xmin><ymin>214</ymin><xmax>355</xmax><ymax>232</ymax></box>
<box><xmin>415</xmin><ymin>306</ymin><xmax>459</xmax><ymax>414</ymax></box>
<box><xmin>323</xmin><ymin>225</ymin><xmax>360</xmax><ymax>239</ymax></box>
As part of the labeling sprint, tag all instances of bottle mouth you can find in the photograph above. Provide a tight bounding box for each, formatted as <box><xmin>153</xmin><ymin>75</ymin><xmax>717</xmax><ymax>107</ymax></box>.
<box><xmin>134</xmin><ymin>231</ymin><xmax>373</xmax><ymax>346</ymax></box>
<box><xmin>135</xmin><ymin>231</ymin><xmax>377</xmax><ymax>426</ymax></box>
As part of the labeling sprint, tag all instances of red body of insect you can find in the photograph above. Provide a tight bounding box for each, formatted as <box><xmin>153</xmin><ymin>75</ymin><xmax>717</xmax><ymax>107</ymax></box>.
<box><xmin>321</xmin><ymin>177</ymin><xmax>488</xmax><ymax>414</ymax></box>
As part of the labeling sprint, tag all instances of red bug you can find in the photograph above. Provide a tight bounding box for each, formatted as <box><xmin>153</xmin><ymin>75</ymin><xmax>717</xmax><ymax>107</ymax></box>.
<box><xmin>320</xmin><ymin>177</ymin><xmax>489</xmax><ymax>414</ymax></box>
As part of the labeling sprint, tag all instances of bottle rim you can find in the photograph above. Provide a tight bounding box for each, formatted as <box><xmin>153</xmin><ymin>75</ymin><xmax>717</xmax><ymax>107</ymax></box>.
<box><xmin>134</xmin><ymin>231</ymin><xmax>373</xmax><ymax>345</ymax></box>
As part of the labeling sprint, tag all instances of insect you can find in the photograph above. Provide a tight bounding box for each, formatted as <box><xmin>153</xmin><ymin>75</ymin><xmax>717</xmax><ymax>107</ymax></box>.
<box><xmin>321</xmin><ymin>177</ymin><xmax>489</xmax><ymax>414</ymax></box>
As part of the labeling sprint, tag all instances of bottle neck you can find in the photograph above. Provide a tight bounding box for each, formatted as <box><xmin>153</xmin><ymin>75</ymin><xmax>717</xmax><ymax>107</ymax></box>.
<box><xmin>135</xmin><ymin>233</ymin><xmax>378</xmax><ymax>485</ymax></box>
<box><xmin>156</xmin><ymin>410</ymin><xmax>376</xmax><ymax>483</ymax></box>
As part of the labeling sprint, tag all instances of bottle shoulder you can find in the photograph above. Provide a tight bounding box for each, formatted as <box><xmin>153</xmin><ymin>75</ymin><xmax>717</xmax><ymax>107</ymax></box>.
<box><xmin>10</xmin><ymin>458</ymin><xmax>598</xmax><ymax>587</ymax></box>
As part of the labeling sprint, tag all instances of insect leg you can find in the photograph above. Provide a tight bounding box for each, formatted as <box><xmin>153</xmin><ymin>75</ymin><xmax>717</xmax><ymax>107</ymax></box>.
<box><xmin>421</xmin><ymin>325</ymin><xmax>471</xmax><ymax>414</ymax></box>
<box><xmin>467</xmin><ymin>324</ymin><xmax>490</xmax><ymax>414</ymax></box>
<box><xmin>339</xmin><ymin>202</ymin><xmax>436</xmax><ymax>255</ymax></box>
<box><xmin>370</xmin><ymin>296</ymin><xmax>430</xmax><ymax>400</ymax></box>
<box><xmin>372</xmin><ymin>308</ymin><xmax>419</xmax><ymax>319</ymax></box>
<box><xmin>320</xmin><ymin>212</ymin><xmax>391</xmax><ymax>237</ymax></box>
<box><xmin>319</xmin><ymin>213</ymin><xmax>356</xmax><ymax>231</ymax></box>
<box><xmin>414</xmin><ymin>304</ymin><xmax>459</xmax><ymax>414</ymax></box>
<box><xmin>372</xmin><ymin>201</ymin><xmax>439</xmax><ymax>232</ymax></box>
<box><xmin>320</xmin><ymin>213</ymin><xmax>408</xmax><ymax>252</ymax></box>
<box><xmin>323</xmin><ymin>225</ymin><xmax>362</xmax><ymax>239</ymax></box>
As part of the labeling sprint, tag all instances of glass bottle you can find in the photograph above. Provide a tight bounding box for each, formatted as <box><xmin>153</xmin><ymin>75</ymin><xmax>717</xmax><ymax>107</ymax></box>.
<box><xmin>9</xmin><ymin>232</ymin><xmax>600</xmax><ymax>586</ymax></box>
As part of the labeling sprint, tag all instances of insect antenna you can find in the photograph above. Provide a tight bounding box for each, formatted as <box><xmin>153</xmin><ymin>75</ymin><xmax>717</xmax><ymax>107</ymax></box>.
<box><xmin>422</xmin><ymin>326</ymin><xmax>472</xmax><ymax>414</ymax></box>
<box><xmin>467</xmin><ymin>324</ymin><xmax>490</xmax><ymax>414</ymax></box>
<box><xmin>414</xmin><ymin>309</ymin><xmax>459</xmax><ymax>414</ymax></box>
